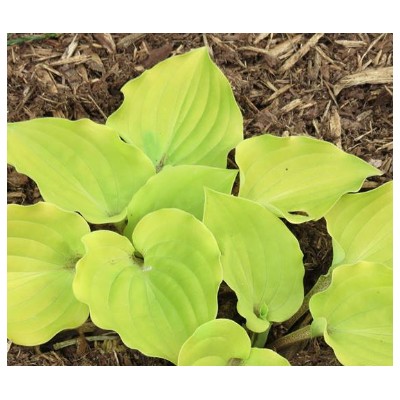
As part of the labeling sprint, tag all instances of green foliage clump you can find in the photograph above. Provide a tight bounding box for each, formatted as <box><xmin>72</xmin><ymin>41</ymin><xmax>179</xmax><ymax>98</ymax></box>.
<box><xmin>7</xmin><ymin>46</ymin><xmax>393</xmax><ymax>366</ymax></box>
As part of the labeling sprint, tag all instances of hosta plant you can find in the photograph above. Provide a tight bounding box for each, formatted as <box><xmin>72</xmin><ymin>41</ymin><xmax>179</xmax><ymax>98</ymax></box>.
<box><xmin>7</xmin><ymin>46</ymin><xmax>393</xmax><ymax>366</ymax></box>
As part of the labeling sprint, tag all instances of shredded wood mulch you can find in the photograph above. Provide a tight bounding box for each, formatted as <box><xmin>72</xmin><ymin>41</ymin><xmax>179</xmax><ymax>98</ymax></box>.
<box><xmin>7</xmin><ymin>33</ymin><xmax>392</xmax><ymax>366</ymax></box>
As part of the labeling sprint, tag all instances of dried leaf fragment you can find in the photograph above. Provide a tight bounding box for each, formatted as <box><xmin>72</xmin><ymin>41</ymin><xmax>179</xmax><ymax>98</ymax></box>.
<box><xmin>142</xmin><ymin>43</ymin><xmax>173</xmax><ymax>69</ymax></box>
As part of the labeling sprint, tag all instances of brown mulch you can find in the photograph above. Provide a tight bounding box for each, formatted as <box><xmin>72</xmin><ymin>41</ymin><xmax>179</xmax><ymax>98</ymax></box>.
<box><xmin>7</xmin><ymin>33</ymin><xmax>392</xmax><ymax>366</ymax></box>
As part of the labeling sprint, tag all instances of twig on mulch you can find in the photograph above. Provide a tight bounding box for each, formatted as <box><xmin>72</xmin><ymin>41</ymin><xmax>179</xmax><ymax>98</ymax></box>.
<box><xmin>333</xmin><ymin>66</ymin><xmax>393</xmax><ymax>95</ymax></box>
<box><xmin>268</xmin><ymin>34</ymin><xmax>303</xmax><ymax>58</ymax></box>
<box><xmin>279</xmin><ymin>33</ymin><xmax>324</xmax><ymax>73</ymax></box>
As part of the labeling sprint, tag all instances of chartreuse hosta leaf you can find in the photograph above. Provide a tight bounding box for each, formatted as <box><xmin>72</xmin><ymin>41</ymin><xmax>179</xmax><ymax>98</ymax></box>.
<box><xmin>325</xmin><ymin>181</ymin><xmax>393</xmax><ymax>268</ymax></box>
<box><xmin>203</xmin><ymin>189</ymin><xmax>304</xmax><ymax>333</ymax></box>
<box><xmin>236</xmin><ymin>134</ymin><xmax>382</xmax><ymax>223</ymax></box>
<box><xmin>73</xmin><ymin>208</ymin><xmax>222</xmax><ymax>364</ymax></box>
<box><xmin>7</xmin><ymin>118</ymin><xmax>155</xmax><ymax>224</ymax></box>
<box><xmin>106</xmin><ymin>47</ymin><xmax>243</xmax><ymax>170</ymax></box>
<box><xmin>124</xmin><ymin>165</ymin><xmax>238</xmax><ymax>238</ymax></box>
<box><xmin>310</xmin><ymin>262</ymin><xmax>393</xmax><ymax>366</ymax></box>
<box><xmin>7</xmin><ymin>202</ymin><xmax>90</xmax><ymax>346</ymax></box>
<box><xmin>178</xmin><ymin>319</ymin><xmax>290</xmax><ymax>366</ymax></box>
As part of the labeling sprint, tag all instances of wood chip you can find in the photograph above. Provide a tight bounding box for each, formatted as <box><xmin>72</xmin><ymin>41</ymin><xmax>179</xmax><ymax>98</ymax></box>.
<box><xmin>312</xmin><ymin>119</ymin><xmax>321</xmax><ymax>137</ymax></box>
<box><xmin>266</xmin><ymin>83</ymin><xmax>292</xmax><ymax>103</ymax></box>
<box><xmin>356</xmin><ymin>110</ymin><xmax>373</xmax><ymax>122</ymax></box>
<box><xmin>298</xmin><ymin>101</ymin><xmax>316</xmax><ymax>111</ymax></box>
<box><xmin>373</xmin><ymin>49</ymin><xmax>383</xmax><ymax>66</ymax></box>
<box><xmin>62</xmin><ymin>67</ymin><xmax>83</xmax><ymax>91</ymax></box>
<box><xmin>380</xmin><ymin>158</ymin><xmax>392</xmax><ymax>175</ymax></box>
<box><xmin>308</xmin><ymin>49</ymin><xmax>321</xmax><ymax>81</ymax></box>
<box><xmin>280</xmin><ymin>33</ymin><xmax>324</xmax><ymax>73</ymax></box>
<box><xmin>360</xmin><ymin>33</ymin><xmax>386</xmax><ymax>64</ymax></box>
<box><xmin>329</xmin><ymin>107</ymin><xmax>342</xmax><ymax>148</ymax></box>
<box><xmin>333</xmin><ymin>66</ymin><xmax>393</xmax><ymax>95</ymax></box>
<box><xmin>76</xmin><ymin>63</ymin><xmax>89</xmax><ymax>82</ymax></box>
<box><xmin>117</xmin><ymin>33</ymin><xmax>146</xmax><ymax>49</ymax></box>
<box><xmin>335</xmin><ymin>40</ymin><xmax>367</xmax><ymax>48</ymax></box>
<box><xmin>94</xmin><ymin>33</ymin><xmax>116</xmax><ymax>54</ymax></box>
<box><xmin>323</xmin><ymin>80</ymin><xmax>338</xmax><ymax>106</ymax></box>
<box><xmin>49</xmin><ymin>54</ymin><xmax>92</xmax><ymax>66</ymax></box>
<box><xmin>377</xmin><ymin>141</ymin><xmax>393</xmax><ymax>151</ymax></box>
<box><xmin>38</xmin><ymin>63</ymin><xmax>63</xmax><ymax>76</ymax></box>
<box><xmin>254</xmin><ymin>33</ymin><xmax>270</xmax><ymax>44</ymax></box>
<box><xmin>280</xmin><ymin>99</ymin><xmax>302</xmax><ymax>114</ymax></box>
<box><xmin>263</xmin><ymin>79</ymin><xmax>278</xmax><ymax>92</ymax></box>
<box><xmin>269</xmin><ymin>34</ymin><xmax>303</xmax><ymax>58</ymax></box>
<box><xmin>238</xmin><ymin>46</ymin><xmax>279</xmax><ymax>67</ymax></box>
<box><xmin>315</xmin><ymin>45</ymin><xmax>345</xmax><ymax>67</ymax></box>
<box><xmin>61</xmin><ymin>34</ymin><xmax>79</xmax><ymax>59</ymax></box>
<box><xmin>244</xmin><ymin>96</ymin><xmax>260</xmax><ymax>114</ymax></box>
<box><xmin>369</xmin><ymin>158</ymin><xmax>383</xmax><ymax>169</ymax></box>
<box><xmin>83</xmin><ymin>50</ymin><xmax>105</xmax><ymax>72</ymax></box>
<box><xmin>35</xmin><ymin>67</ymin><xmax>58</xmax><ymax>94</ymax></box>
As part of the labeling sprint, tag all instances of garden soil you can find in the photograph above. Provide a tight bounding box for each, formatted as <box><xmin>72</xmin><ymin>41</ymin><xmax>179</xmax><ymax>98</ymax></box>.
<box><xmin>6</xmin><ymin>33</ymin><xmax>393</xmax><ymax>366</ymax></box>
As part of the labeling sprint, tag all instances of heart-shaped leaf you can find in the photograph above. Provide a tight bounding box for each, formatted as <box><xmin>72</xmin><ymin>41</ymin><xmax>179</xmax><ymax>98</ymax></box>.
<box><xmin>7</xmin><ymin>118</ymin><xmax>155</xmax><ymax>224</ymax></box>
<box><xmin>106</xmin><ymin>47</ymin><xmax>243</xmax><ymax>170</ymax></box>
<box><xmin>325</xmin><ymin>181</ymin><xmax>393</xmax><ymax>268</ymax></box>
<box><xmin>310</xmin><ymin>262</ymin><xmax>393</xmax><ymax>366</ymax></box>
<box><xmin>73</xmin><ymin>208</ymin><xmax>222</xmax><ymax>364</ymax></box>
<box><xmin>124</xmin><ymin>165</ymin><xmax>238</xmax><ymax>238</ymax></box>
<box><xmin>7</xmin><ymin>202</ymin><xmax>90</xmax><ymax>345</ymax></box>
<box><xmin>203</xmin><ymin>189</ymin><xmax>304</xmax><ymax>333</ymax></box>
<box><xmin>236</xmin><ymin>134</ymin><xmax>382</xmax><ymax>223</ymax></box>
<box><xmin>178</xmin><ymin>319</ymin><xmax>290</xmax><ymax>366</ymax></box>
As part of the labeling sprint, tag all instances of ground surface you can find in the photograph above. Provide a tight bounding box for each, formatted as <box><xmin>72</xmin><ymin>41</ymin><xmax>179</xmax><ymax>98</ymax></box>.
<box><xmin>7</xmin><ymin>33</ymin><xmax>393</xmax><ymax>366</ymax></box>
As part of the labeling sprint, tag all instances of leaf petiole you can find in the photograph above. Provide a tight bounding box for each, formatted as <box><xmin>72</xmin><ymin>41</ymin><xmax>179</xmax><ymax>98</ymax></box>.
<box><xmin>283</xmin><ymin>271</ymin><xmax>332</xmax><ymax>330</ymax></box>
<box><xmin>269</xmin><ymin>325</ymin><xmax>314</xmax><ymax>351</ymax></box>
<box><xmin>251</xmin><ymin>327</ymin><xmax>270</xmax><ymax>348</ymax></box>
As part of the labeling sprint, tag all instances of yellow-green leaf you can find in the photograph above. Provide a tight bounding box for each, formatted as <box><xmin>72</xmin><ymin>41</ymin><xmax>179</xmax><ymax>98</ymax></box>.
<box><xmin>73</xmin><ymin>209</ymin><xmax>222</xmax><ymax>364</ymax></box>
<box><xmin>178</xmin><ymin>319</ymin><xmax>290</xmax><ymax>366</ymax></box>
<box><xmin>7</xmin><ymin>202</ymin><xmax>90</xmax><ymax>345</ymax></box>
<box><xmin>236</xmin><ymin>134</ymin><xmax>381</xmax><ymax>223</ymax></box>
<box><xmin>325</xmin><ymin>181</ymin><xmax>393</xmax><ymax>268</ymax></box>
<box><xmin>7</xmin><ymin>118</ymin><xmax>155</xmax><ymax>224</ymax></box>
<box><xmin>124</xmin><ymin>165</ymin><xmax>237</xmax><ymax>238</ymax></box>
<box><xmin>203</xmin><ymin>189</ymin><xmax>304</xmax><ymax>333</ymax></box>
<box><xmin>310</xmin><ymin>262</ymin><xmax>393</xmax><ymax>366</ymax></box>
<box><xmin>106</xmin><ymin>47</ymin><xmax>243</xmax><ymax>169</ymax></box>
